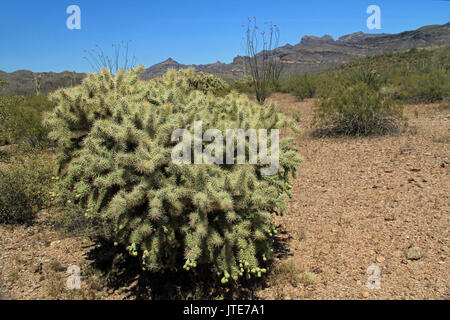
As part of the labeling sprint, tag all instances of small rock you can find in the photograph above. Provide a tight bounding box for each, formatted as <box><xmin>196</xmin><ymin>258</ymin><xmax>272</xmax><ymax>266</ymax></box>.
<box><xmin>362</xmin><ymin>291</ymin><xmax>370</xmax><ymax>298</ymax></box>
<box><xmin>410</xmin><ymin>168</ymin><xmax>421</xmax><ymax>172</ymax></box>
<box><xmin>406</xmin><ymin>246</ymin><xmax>422</xmax><ymax>261</ymax></box>
<box><xmin>376</xmin><ymin>256</ymin><xmax>385</xmax><ymax>263</ymax></box>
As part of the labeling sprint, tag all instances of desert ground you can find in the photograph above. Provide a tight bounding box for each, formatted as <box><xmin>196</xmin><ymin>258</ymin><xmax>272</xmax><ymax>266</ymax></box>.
<box><xmin>0</xmin><ymin>93</ymin><xmax>448</xmax><ymax>300</ymax></box>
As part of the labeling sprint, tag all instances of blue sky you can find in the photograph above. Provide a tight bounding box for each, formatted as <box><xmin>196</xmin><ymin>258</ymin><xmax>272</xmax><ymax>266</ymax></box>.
<box><xmin>0</xmin><ymin>0</ymin><xmax>448</xmax><ymax>72</ymax></box>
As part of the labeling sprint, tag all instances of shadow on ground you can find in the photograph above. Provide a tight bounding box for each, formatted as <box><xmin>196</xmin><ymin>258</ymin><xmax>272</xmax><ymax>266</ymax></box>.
<box><xmin>85</xmin><ymin>231</ymin><xmax>291</xmax><ymax>300</ymax></box>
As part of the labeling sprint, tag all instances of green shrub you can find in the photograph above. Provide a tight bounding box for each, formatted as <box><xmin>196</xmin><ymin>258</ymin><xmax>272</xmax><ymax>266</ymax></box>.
<box><xmin>230</xmin><ymin>76</ymin><xmax>255</xmax><ymax>95</ymax></box>
<box><xmin>0</xmin><ymin>95</ymin><xmax>54</xmax><ymax>146</ymax></box>
<box><xmin>313</xmin><ymin>82</ymin><xmax>406</xmax><ymax>136</ymax></box>
<box><xmin>398</xmin><ymin>71</ymin><xmax>450</xmax><ymax>103</ymax></box>
<box><xmin>348</xmin><ymin>68</ymin><xmax>383</xmax><ymax>91</ymax></box>
<box><xmin>0</xmin><ymin>96</ymin><xmax>23</xmax><ymax>145</ymax></box>
<box><xmin>45</xmin><ymin>67</ymin><xmax>300</xmax><ymax>283</ymax></box>
<box><xmin>21</xmin><ymin>94</ymin><xmax>56</xmax><ymax>113</ymax></box>
<box><xmin>0</xmin><ymin>152</ymin><xmax>55</xmax><ymax>224</ymax></box>
<box><xmin>282</xmin><ymin>45</ymin><xmax>449</xmax><ymax>104</ymax></box>
<box><xmin>433</xmin><ymin>43</ymin><xmax>450</xmax><ymax>72</ymax></box>
<box><xmin>50</xmin><ymin>202</ymin><xmax>105</xmax><ymax>236</ymax></box>
<box><xmin>280</xmin><ymin>73</ymin><xmax>317</xmax><ymax>101</ymax></box>
<box><xmin>293</xmin><ymin>111</ymin><xmax>302</xmax><ymax>123</ymax></box>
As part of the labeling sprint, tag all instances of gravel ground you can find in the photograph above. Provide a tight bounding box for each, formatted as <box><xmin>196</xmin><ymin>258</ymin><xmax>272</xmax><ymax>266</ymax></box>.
<box><xmin>257</xmin><ymin>94</ymin><xmax>449</xmax><ymax>299</ymax></box>
<box><xmin>0</xmin><ymin>94</ymin><xmax>448</xmax><ymax>300</ymax></box>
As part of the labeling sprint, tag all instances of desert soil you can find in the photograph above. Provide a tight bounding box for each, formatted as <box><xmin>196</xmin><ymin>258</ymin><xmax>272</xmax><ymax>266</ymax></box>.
<box><xmin>0</xmin><ymin>93</ymin><xmax>448</xmax><ymax>299</ymax></box>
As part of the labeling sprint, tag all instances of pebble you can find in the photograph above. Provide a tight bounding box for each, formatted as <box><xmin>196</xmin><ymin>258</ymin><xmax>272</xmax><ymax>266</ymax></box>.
<box><xmin>406</xmin><ymin>247</ymin><xmax>422</xmax><ymax>261</ymax></box>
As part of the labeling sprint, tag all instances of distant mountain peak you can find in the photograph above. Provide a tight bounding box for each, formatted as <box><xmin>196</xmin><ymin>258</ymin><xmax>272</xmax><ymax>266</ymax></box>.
<box><xmin>300</xmin><ymin>35</ymin><xmax>335</xmax><ymax>45</ymax></box>
<box><xmin>161</xmin><ymin>57</ymin><xmax>179</xmax><ymax>64</ymax></box>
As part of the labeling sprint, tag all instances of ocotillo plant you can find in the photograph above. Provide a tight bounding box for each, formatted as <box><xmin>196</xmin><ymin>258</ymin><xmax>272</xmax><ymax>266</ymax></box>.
<box><xmin>83</xmin><ymin>41</ymin><xmax>136</xmax><ymax>74</ymax></box>
<box><xmin>243</xmin><ymin>17</ymin><xmax>283</xmax><ymax>103</ymax></box>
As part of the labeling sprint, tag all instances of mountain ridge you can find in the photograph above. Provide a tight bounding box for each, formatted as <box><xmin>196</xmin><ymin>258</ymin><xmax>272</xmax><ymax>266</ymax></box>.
<box><xmin>140</xmin><ymin>22</ymin><xmax>450</xmax><ymax>80</ymax></box>
<box><xmin>1</xmin><ymin>22</ymin><xmax>449</xmax><ymax>95</ymax></box>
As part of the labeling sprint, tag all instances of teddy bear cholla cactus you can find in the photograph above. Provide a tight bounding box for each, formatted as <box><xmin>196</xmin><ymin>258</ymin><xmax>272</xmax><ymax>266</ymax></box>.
<box><xmin>45</xmin><ymin>67</ymin><xmax>300</xmax><ymax>283</ymax></box>
<box><xmin>184</xmin><ymin>71</ymin><xmax>229</xmax><ymax>95</ymax></box>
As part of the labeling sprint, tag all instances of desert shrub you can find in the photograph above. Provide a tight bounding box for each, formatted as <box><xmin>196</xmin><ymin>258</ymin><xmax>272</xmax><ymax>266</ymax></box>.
<box><xmin>45</xmin><ymin>67</ymin><xmax>300</xmax><ymax>284</ymax></box>
<box><xmin>0</xmin><ymin>152</ymin><xmax>55</xmax><ymax>224</ymax></box>
<box><xmin>185</xmin><ymin>70</ymin><xmax>230</xmax><ymax>96</ymax></box>
<box><xmin>432</xmin><ymin>43</ymin><xmax>450</xmax><ymax>72</ymax></box>
<box><xmin>397</xmin><ymin>71</ymin><xmax>450</xmax><ymax>103</ymax></box>
<box><xmin>0</xmin><ymin>95</ymin><xmax>23</xmax><ymax>145</ymax></box>
<box><xmin>300</xmin><ymin>45</ymin><xmax>450</xmax><ymax>103</ymax></box>
<box><xmin>347</xmin><ymin>68</ymin><xmax>383</xmax><ymax>91</ymax></box>
<box><xmin>231</xmin><ymin>76</ymin><xmax>281</xmax><ymax>100</ymax></box>
<box><xmin>279</xmin><ymin>73</ymin><xmax>317</xmax><ymax>101</ymax></box>
<box><xmin>21</xmin><ymin>94</ymin><xmax>56</xmax><ymax>113</ymax></box>
<box><xmin>0</xmin><ymin>95</ymin><xmax>54</xmax><ymax>146</ymax></box>
<box><xmin>230</xmin><ymin>76</ymin><xmax>255</xmax><ymax>95</ymax></box>
<box><xmin>50</xmin><ymin>202</ymin><xmax>107</xmax><ymax>236</ymax></box>
<box><xmin>313</xmin><ymin>82</ymin><xmax>406</xmax><ymax>136</ymax></box>
<box><xmin>293</xmin><ymin>111</ymin><xmax>302</xmax><ymax>123</ymax></box>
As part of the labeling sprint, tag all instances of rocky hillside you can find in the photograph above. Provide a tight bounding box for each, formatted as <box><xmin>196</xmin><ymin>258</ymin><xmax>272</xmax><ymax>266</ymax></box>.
<box><xmin>0</xmin><ymin>70</ymin><xmax>85</xmax><ymax>96</ymax></box>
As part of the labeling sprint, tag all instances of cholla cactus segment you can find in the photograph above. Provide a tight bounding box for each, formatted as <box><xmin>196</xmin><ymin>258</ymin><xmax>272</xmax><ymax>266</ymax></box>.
<box><xmin>45</xmin><ymin>66</ymin><xmax>301</xmax><ymax>282</ymax></box>
<box><xmin>184</xmin><ymin>69</ymin><xmax>230</xmax><ymax>95</ymax></box>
